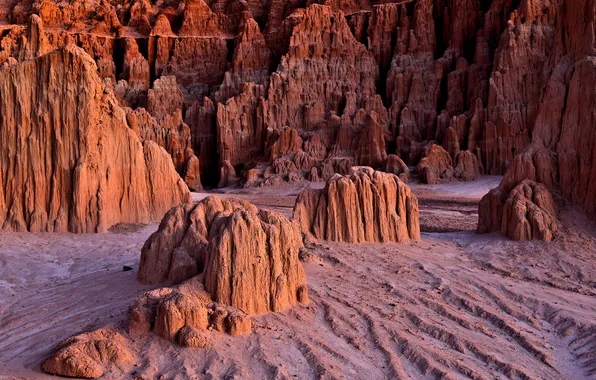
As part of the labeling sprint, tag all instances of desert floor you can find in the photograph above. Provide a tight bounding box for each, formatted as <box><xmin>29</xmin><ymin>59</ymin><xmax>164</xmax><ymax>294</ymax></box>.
<box><xmin>1</xmin><ymin>176</ymin><xmax>595</xmax><ymax>379</ymax></box>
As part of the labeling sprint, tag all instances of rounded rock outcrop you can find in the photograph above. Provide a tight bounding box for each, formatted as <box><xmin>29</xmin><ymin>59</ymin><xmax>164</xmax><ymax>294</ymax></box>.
<box><xmin>478</xmin><ymin>179</ymin><xmax>559</xmax><ymax>241</ymax></box>
<box><xmin>41</xmin><ymin>329</ymin><xmax>134</xmax><ymax>379</ymax></box>
<box><xmin>137</xmin><ymin>196</ymin><xmax>309</xmax><ymax>316</ymax></box>
<box><xmin>293</xmin><ymin>167</ymin><xmax>420</xmax><ymax>243</ymax></box>
<box><xmin>415</xmin><ymin>145</ymin><xmax>454</xmax><ymax>185</ymax></box>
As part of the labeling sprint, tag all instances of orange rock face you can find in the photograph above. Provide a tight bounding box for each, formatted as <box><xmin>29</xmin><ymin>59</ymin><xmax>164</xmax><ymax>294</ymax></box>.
<box><xmin>415</xmin><ymin>145</ymin><xmax>454</xmax><ymax>185</ymax></box>
<box><xmin>294</xmin><ymin>167</ymin><xmax>420</xmax><ymax>243</ymax></box>
<box><xmin>0</xmin><ymin>0</ymin><xmax>595</xmax><ymax>222</ymax></box>
<box><xmin>138</xmin><ymin>196</ymin><xmax>309</xmax><ymax>315</ymax></box>
<box><xmin>0</xmin><ymin>46</ymin><xmax>189</xmax><ymax>233</ymax></box>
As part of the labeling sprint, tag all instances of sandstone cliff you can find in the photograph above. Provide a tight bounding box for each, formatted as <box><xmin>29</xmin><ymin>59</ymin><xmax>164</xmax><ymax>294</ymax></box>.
<box><xmin>0</xmin><ymin>46</ymin><xmax>189</xmax><ymax>233</ymax></box>
<box><xmin>0</xmin><ymin>0</ymin><xmax>595</xmax><ymax>224</ymax></box>
<box><xmin>478</xmin><ymin>0</ymin><xmax>596</xmax><ymax>239</ymax></box>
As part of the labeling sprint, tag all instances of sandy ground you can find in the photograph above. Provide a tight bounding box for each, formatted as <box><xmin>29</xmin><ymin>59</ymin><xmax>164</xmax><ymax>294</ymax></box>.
<box><xmin>1</xmin><ymin>176</ymin><xmax>595</xmax><ymax>379</ymax></box>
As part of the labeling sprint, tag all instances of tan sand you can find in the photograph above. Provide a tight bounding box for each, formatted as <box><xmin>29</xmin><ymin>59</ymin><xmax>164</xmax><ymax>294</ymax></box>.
<box><xmin>0</xmin><ymin>177</ymin><xmax>594</xmax><ymax>379</ymax></box>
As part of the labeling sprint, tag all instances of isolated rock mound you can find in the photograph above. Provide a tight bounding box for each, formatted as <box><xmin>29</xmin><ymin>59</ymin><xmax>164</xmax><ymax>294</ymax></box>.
<box><xmin>454</xmin><ymin>150</ymin><xmax>483</xmax><ymax>182</ymax></box>
<box><xmin>415</xmin><ymin>145</ymin><xmax>454</xmax><ymax>184</ymax></box>
<box><xmin>129</xmin><ymin>277</ymin><xmax>254</xmax><ymax>341</ymax></box>
<box><xmin>138</xmin><ymin>196</ymin><xmax>309</xmax><ymax>315</ymax></box>
<box><xmin>133</xmin><ymin>197</ymin><xmax>308</xmax><ymax>343</ymax></box>
<box><xmin>0</xmin><ymin>46</ymin><xmax>189</xmax><ymax>233</ymax></box>
<box><xmin>41</xmin><ymin>329</ymin><xmax>134</xmax><ymax>379</ymax></box>
<box><xmin>204</xmin><ymin>205</ymin><xmax>308</xmax><ymax>314</ymax></box>
<box><xmin>137</xmin><ymin>196</ymin><xmax>255</xmax><ymax>285</ymax></box>
<box><xmin>478</xmin><ymin>180</ymin><xmax>559</xmax><ymax>241</ymax></box>
<box><xmin>293</xmin><ymin>167</ymin><xmax>420</xmax><ymax>243</ymax></box>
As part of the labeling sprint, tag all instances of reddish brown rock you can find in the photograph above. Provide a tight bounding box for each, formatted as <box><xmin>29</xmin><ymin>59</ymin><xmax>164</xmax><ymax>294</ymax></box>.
<box><xmin>121</xmin><ymin>38</ymin><xmax>150</xmax><ymax>91</ymax></box>
<box><xmin>147</xmin><ymin>75</ymin><xmax>184</xmax><ymax>120</ymax></box>
<box><xmin>17</xmin><ymin>15</ymin><xmax>48</xmax><ymax>61</ymax></box>
<box><xmin>138</xmin><ymin>196</ymin><xmax>309</xmax><ymax>316</ymax></box>
<box><xmin>415</xmin><ymin>145</ymin><xmax>454</xmax><ymax>185</ymax></box>
<box><xmin>178</xmin><ymin>326</ymin><xmax>213</xmax><ymax>348</ymax></box>
<box><xmin>137</xmin><ymin>197</ymin><xmax>256</xmax><ymax>285</ymax></box>
<box><xmin>230</xmin><ymin>15</ymin><xmax>271</xmax><ymax>85</ymax></box>
<box><xmin>216</xmin><ymin>83</ymin><xmax>267</xmax><ymax>171</ymax></box>
<box><xmin>478</xmin><ymin>180</ymin><xmax>559</xmax><ymax>241</ymax></box>
<box><xmin>261</xmin><ymin>5</ymin><xmax>382</xmax><ymax>137</ymax></box>
<box><xmin>129</xmin><ymin>287</ymin><xmax>175</xmax><ymax>337</ymax></box>
<box><xmin>385</xmin><ymin>154</ymin><xmax>410</xmax><ymax>183</ymax></box>
<box><xmin>293</xmin><ymin>167</ymin><xmax>420</xmax><ymax>243</ymax></box>
<box><xmin>185</xmin><ymin>97</ymin><xmax>218</xmax><ymax>183</ymax></box>
<box><xmin>178</xmin><ymin>0</ymin><xmax>234</xmax><ymax>37</ymax></box>
<box><xmin>41</xmin><ymin>329</ymin><xmax>134</xmax><ymax>379</ymax></box>
<box><xmin>129</xmin><ymin>109</ymin><xmax>190</xmax><ymax>170</ymax></box>
<box><xmin>130</xmin><ymin>276</ymin><xmax>253</xmax><ymax>341</ymax></box>
<box><xmin>184</xmin><ymin>155</ymin><xmax>203</xmax><ymax>191</ymax></box>
<box><xmin>0</xmin><ymin>46</ymin><xmax>189</xmax><ymax>233</ymax></box>
<box><xmin>478</xmin><ymin>0</ymin><xmax>596</xmax><ymax>234</ymax></box>
<box><xmin>355</xmin><ymin>115</ymin><xmax>388</xmax><ymax>169</ymax></box>
<box><xmin>454</xmin><ymin>150</ymin><xmax>483</xmax><ymax>182</ymax></box>
<box><xmin>269</xmin><ymin>127</ymin><xmax>303</xmax><ymax>162</ymax></box>
<box><xmin>204</xmin><ymin>206</ymin><xmax>308</xmax><ymax>315</ymax></box>
<box><xmin>219</xmin><ymin>159</ymin><xmax>240</xmax><ymax>188</ymax></box>
<box><xmin>154</xmin><ymin>278</ymin><xmax>212</xmax><ymax>342</ymax></box>
<box><xmin>225</xmin><ymin>310</ymin><xmax>253</xmax><ymax>336</ymax></box>
<box><xmin>2</xmin><ymin>0</ymin><xmax>596</xmax><ymax>224</ymax></box>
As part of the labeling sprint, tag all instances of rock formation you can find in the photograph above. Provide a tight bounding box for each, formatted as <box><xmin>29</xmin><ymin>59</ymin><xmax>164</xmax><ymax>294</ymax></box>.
<box><xmin>41</xmin><ymin>329</ymin><xmax>134</xmax><ymax>379</ymax></box>
<box><xmin>137</xmin><ymin>196</ymin><xmax>309</xmax><ymax>312</ymax></box>
<box><xmin>131</xmin><ymin>196</ymin><xmax>309</xmax><ymax>344</ymax></box>
<box><xmin>129</xmin><ymin>277</ymin><xmax>254</xmax><ymax>341</ymax></box>
<box><xmin>385</xmin><ymin>154</ymin><xmax>411</xmax><ymax>183</ymax></box>
<box><xmin>478</xmin><ymin>0</ymin><xmax>596</xmax><ymax>238</ymax></box>
<box><xmin>415</xmin><ymin>145</ymin><xmax>454</xmax><ymax>185</ymax></box>
<box><xmin>478</xmin><ymin>180</ymin><xmax>559</xmax><ymax>241</ymax></box>
<box><xmin>294</xmin><ymin>167</ymin><xmax>420</xmax><ymax>243</ymax></box>
<box><xmin>0</xmin><ymin>0</ymin><xmax>594</xmax><ymax>221</ymax></box>
<box><xmin>0</xmin><ymin>46</ymin><xmax>189</xmax><ymax>233</ymax></box>
<box><xmin>454</xmin><ymin>150</ymin><xmax>483</xmax><ymax>182</ymax></box>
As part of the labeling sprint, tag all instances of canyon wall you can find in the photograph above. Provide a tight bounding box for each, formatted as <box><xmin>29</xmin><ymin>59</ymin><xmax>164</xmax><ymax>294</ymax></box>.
<box><xmin>478</xmin><ymin>0</ymin><xmax>596</xmax><ymax>238</ymax></box>
<box><xmin>0</xmin><ymin>0</ymin><xmax>594</xmax><ymax>222</ymax></box>
<box><xmin>0</xmin><ymin>46</ymin><xmax>189</xmax><ymax>233</ymax></box>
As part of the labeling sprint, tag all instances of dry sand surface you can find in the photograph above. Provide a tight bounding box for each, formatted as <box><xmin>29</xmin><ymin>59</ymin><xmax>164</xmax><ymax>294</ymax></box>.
<box><xmin>1</xmin><ymin>177</ymin><xmax>595</xmax><ymax>379</ymax></box>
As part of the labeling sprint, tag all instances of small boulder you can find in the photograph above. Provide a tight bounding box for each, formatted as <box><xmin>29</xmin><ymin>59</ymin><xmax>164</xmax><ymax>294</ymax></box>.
<box><xmin>178</xmin><ymin>326</ymin><xmax>213</xmax><ymax>348</ymax></box>
<box><xmin>41</xmin><ymin>329</ymin><xmax>134</xmax><ymax>379</ymax></box>
<box><xmin>225</xmin><ymin>311</ymin><xmax>252</xmax><ymax>336</ymax></box>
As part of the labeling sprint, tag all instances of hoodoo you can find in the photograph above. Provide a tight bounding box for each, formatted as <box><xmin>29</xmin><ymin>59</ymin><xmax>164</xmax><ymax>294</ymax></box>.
<box><xmin>294</xmin><ymin>167</ymin><xmax>420</xmax><ymax>243</ymax></box>
<box><xmin>133</xmin><ymin>196</ymin><xmax>309</xmax><ymax>342</ymax></box>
